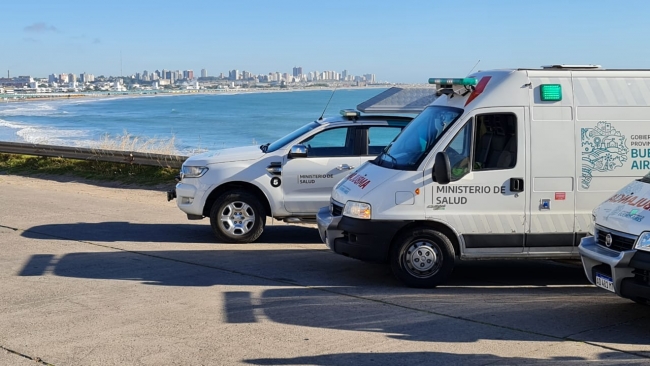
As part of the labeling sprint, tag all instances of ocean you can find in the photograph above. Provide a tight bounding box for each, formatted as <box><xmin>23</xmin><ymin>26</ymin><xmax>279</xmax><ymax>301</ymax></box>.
<box><xmin>0</xmin><ymin>88</ymin><xmax>387</xmax><ymax>155</ymax></box>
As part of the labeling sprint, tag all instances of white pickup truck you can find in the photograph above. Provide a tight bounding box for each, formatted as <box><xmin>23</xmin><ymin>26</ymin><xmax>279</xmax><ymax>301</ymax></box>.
<box><xmin>168</xmin><ymin>88</ymin><xmax>437</xmax><ymax>243</ymax></box>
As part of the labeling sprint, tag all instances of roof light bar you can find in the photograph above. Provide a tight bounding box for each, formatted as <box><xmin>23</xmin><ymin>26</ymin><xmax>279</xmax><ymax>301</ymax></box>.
<box><xmin>340</xmin><ymin>109</ymin><xmax>360</xmax><ymax>117</ymax></box>
<box><xmin>428</xmin><ymin>78</ymin><xmax>478</xmax><ymax>86</ymax></box>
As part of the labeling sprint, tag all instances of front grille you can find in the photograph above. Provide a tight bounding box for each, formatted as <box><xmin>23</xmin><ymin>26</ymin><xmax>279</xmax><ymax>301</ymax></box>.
<box><xmin>331</xmin><ymin>202</ymin><xmax>343</xmax><ymax>217</ymax></box>
<box><xmin>596</xmin><ymin>228</ymin><xmax>636</xmax><ymax>252</ymax></box>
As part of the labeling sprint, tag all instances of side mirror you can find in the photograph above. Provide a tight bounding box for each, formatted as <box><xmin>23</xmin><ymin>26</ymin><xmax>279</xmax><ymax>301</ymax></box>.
<box><xmin>289</xmin><ymin>144</ymin><xmax>308</xmax><ymax>158</ymax></box>
<box><xmin>433</xmin><ymin>152</ymin><xmax>451</xmax><ymax>185</ymax></box>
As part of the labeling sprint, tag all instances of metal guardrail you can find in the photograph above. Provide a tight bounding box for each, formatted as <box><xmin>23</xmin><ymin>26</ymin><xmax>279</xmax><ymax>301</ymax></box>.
<box><xmin>0</xmin><ymin>141</ymin><xmax>188</xmax><ymax>168</ymax></box>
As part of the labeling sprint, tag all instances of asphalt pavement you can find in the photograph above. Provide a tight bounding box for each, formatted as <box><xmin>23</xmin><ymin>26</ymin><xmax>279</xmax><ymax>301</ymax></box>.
<box><xmin>1</xmin><ymin>174</ymin><xmax>649</xmax><ymax>366</ymax></box>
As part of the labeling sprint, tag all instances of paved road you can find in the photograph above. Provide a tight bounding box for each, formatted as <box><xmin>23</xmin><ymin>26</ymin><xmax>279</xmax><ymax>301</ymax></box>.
<box><xmin>1</xmin><ymin>174</ymin><xmax>649</xmax><ymax>365</ymax></box>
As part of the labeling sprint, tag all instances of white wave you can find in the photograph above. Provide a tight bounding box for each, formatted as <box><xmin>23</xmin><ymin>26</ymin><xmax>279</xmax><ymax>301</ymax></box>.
<box><xmin>0</xmin><ymin>102</ymin><xmax>59</xmax><ymax>117</ymax></box>
<box><xmin>17</xmin><ymin>127</ymin><xmax>90</xmax><ymax>145</ymax></box>
<box><xmin>0</xmin><ymin>118</ymin><xmax>32</xmax><ymax>130</ymax></box>
<box><xmin>0</xmin><ymin>118</ymin><xmax>90</xmax><ymax>145</ymax></box>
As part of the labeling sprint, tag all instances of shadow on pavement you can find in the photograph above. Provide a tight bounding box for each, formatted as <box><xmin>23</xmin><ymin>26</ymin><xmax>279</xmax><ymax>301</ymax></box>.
<box><xmin>15</xmin><ymin>248</ymin><xmax>650</xmax><ymax>348</ymax></box>
<box><xmin>244</xmin><ymin>351</ymin><xmax>648</xmax><ymax>365</ymax></box>
<box><xmin>21</xmin><ymin>221</ymin><xmax>321</xmax><ymax>244</ymax></box>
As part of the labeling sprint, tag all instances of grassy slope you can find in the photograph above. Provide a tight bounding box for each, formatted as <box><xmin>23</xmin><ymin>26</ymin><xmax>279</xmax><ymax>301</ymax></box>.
<box><xmin>0</xmin><ymin>154</ymin><xmax>179</xmax><ymax>186</ymax></box>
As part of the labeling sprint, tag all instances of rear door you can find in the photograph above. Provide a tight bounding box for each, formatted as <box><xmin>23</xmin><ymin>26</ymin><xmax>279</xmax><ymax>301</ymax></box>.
<box><xmin>526</xmin><ymin>76</ymin><xmax>576</xmax><ymax>254</ymax></box>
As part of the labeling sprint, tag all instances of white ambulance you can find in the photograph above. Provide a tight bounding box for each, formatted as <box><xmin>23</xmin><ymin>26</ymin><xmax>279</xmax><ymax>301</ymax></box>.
<box><xmin>317</xmin><ymin>64</ymin><xmax>650</xmax><ymax>288</ymax></box>
<box><xmin>578</xmin><ymin>175</ymin><xmax>650</xmax><ymax>304</ymax></box>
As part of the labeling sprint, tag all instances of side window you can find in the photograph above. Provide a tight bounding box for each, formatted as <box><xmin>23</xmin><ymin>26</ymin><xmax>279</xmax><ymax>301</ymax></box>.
<box><xmin>367</xmin><ymin>126</ymin><xmax>403</xmax><ymax>155</ymax></box>
<box><xmin>444</xmin><ymin>120</ymin><xmax>473</xmax><ymax>181</ymax></box>
<box><xmin>301</xmin><ymin>127</ymin><xmax>353</xmax><ymax>157</ymax></box>
<box><xmin>472</xmin><ymin>113</ymin><xmax>517</xmax><ymax>171</ymax></box>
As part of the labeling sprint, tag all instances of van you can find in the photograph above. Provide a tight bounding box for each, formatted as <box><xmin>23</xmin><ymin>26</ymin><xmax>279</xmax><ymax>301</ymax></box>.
<box><xmin>578</xmin><ymin>174</ymin><xmax>650</xmax><ymax>304</ymax></box>
<box><xmin>317</xmin><ymin>65</ymin><xmax>650</xmax><ymax>288</ymax></box>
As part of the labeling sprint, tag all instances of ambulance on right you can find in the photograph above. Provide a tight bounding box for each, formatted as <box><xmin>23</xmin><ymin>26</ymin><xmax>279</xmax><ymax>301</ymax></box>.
<box><xmin>579</xmin><ymin>174</ymin><xmax>650</xmax><ymax>304</ymax></box>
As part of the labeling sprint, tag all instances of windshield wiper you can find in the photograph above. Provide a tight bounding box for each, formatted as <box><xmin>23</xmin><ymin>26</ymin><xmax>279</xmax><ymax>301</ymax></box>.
<box><xmin>381</xmin><ymin>151</ymin><xmax>398</xmax><ymax>168</ymax></box>
<box><xmin>260</xmin><ymin>143</ymin><xmax>270</xmax><ymax>153</ymax></box>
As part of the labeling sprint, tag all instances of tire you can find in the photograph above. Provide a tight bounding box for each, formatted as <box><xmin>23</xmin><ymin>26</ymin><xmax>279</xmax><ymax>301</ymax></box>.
<box><xmin>210</xmin><ymin>190</ymin><xmax>265</xmax><ymax>243</ymax></box>
<box><xmin>390</xmin><ymin>228</ymin><xmax>456</xmax><ymax>288</ymax></box>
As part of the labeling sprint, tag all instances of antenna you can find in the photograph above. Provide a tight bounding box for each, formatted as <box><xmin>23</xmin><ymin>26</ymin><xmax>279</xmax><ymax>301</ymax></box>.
<box><xmin>466</xmin><ymin>59</ymin><xmax>481</xmax><ymax>76</ymax></box>
<box><xmin>319</xmin><ymin>85</ymin><xmax>338</xmax><ymax>121</ymax></box>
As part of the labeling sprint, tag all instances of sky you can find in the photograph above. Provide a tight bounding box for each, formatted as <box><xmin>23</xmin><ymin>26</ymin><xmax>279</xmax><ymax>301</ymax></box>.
<box><xmin>3</xmin><ymin>0</ymin><xmax>650</xmax><ymax>83</ymax></box>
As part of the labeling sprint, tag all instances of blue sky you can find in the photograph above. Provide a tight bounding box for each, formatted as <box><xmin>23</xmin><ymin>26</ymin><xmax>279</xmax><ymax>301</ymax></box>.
<box><xmin>3</xmin><ymin>0</ymin><xmax>650</xmax><ymax>83</ymax></box>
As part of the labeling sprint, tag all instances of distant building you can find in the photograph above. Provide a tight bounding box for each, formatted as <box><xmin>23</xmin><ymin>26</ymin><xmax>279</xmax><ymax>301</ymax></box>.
<box><xmin>48</xmin><ymin>74</ymin><xmax>57</xmax><ymax>84</ymax></box>
<box><xmin>201</xmin><ymin>69</ymin><xmax>208</xmax><ymax>78</ymax></box>
<box><xmin>69</xmin><ymin>73</ymin><xmax>76</xmax><ymax>83</ymax></box>
<box><xmin>183</xmin><ymin>70</ymin><xmax>194</xmax><ymax>80</ymax></box>
<box><xmin>292</xmin><ymin>66</ymin><xmax>302</xmax><ymax>78</ymax></box>
<box><xmin>229</xmin><ymin>69</ymin><xmax>239</xmax><ymax>81</ymax></box>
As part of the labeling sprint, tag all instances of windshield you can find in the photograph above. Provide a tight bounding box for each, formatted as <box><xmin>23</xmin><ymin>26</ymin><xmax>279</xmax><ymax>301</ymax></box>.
<box><xmin>374</xmin><ymin>106</ymin><xmax>463</xmax><ymax>170</ymax></box>
<box><xmin>265</xmin><ymin>121</ymin><xmax>320</xmax><ymax>153</ymax></box>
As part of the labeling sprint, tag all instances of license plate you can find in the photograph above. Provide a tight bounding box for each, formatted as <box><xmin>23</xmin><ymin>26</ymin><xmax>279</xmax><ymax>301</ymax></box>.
<box><xmin>595</xmin><ymin>273</ymin><xmax>615</xmax><ymax>293</ymax></box>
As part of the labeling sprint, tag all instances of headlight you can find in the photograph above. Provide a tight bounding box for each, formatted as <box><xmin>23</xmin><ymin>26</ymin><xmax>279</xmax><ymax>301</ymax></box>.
<box><xmin>343</xmin><ymin>201</ymin><xmax>371</xmax><ymax>220</ymax></box>
<box><xmin>635</xmin><ymin>232</ymin><xmax>650</xmax><ymax>252</ymax></box>
<box><xmin>181</xmin><ymin>166</ymin><xmax>209</xmax><ymax>179</ymax></box>
<box><xmin>588</xmin><ymin>213</ymin><xmax>596</xmax><ymax>236</ymax></box>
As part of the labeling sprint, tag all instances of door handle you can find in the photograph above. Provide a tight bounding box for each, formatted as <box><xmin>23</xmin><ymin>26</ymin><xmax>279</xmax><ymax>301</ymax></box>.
<box><xmin>510</xmin><ymin>177</ymin><xmax>524</xmax><ymax>193</ymax></box>
<box><xmin>336</xmin><ymin>164</ymin><xmax>355</xmax><ymax>170</ymax></box>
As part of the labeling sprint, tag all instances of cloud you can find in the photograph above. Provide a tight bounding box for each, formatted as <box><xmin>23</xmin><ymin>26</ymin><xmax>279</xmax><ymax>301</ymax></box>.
<box><xmin>93</xmin><ymin>38</ymin><xmax>101</xmax><ymax>44</ymax></box>
<box><xmin>24</xmin><ymin>22</ymin><xmax>58</xmax><ymax>33</ymax></box>
<box><xmin>23</xmin><ymin>37</ymin><xmax>40</xmax><ymax>43</ymax></box>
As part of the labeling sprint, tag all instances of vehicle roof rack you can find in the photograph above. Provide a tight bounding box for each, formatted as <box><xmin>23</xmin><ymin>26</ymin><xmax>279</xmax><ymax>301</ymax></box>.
<box><xmin>356</xmin><ymin>86</ymin><xmax>438</xmax><ymax>114</ymax></box>
<box><xmin>540</xmin><ymin>64</ymin><xmax>603</xmax><ymax>70</ymax></box>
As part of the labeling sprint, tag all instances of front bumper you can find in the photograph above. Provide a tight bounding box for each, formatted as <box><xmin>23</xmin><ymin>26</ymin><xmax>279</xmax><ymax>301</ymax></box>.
<box><xmin>316</xmin><ymin>206</ymin><xmax>342</xmax><ymax>249</ymax></box>
<box><xmin>174</xmin><ymin>182</ymin><xmax>206</xmax><ymax>217</ymax></box>
<box><xmin>578</xmin><ymin>235</ymin><xmax>636</xmax><ymax>297</ymax></box>
<box><xmin>320</xmin><ymin>214</ymin><xmax>409</xmax><ymax>263</ymax></box>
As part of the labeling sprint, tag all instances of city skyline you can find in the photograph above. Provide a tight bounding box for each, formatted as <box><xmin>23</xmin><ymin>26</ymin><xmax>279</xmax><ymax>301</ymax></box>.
<box><xmin>3</xmin><ymin>1</ymin><xmax>650</xmax><ymax>83</ymax></box>
<box><xmin>9</xmin><ymin>66</ymin><xmax>377</xmax><ymax>84</ymax></box>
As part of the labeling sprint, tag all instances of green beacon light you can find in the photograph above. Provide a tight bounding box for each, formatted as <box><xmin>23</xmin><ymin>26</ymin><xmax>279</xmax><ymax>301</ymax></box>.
<box><xmin>428</xmin><ymin>77</ymin><xmax>478</xmax><ymax>86</ymax></box>
<box><xmin>540</xmin><ymin>84</ymin><xmax>562</xmax><ymax>101</ymax></box>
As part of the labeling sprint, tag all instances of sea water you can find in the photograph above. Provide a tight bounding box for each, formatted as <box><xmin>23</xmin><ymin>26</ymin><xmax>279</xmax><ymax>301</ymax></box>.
<box><xmin>0</xmin><ymin>88</ymin><xmax>387</xmax><ymax>154</ymax></box>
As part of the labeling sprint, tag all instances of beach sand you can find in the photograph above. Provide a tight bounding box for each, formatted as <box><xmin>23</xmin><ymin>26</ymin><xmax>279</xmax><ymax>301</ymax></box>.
<box><xmin>0</xmin><ymin>85</ymin><xmax>393</xmax><ymax>104</ymax></box>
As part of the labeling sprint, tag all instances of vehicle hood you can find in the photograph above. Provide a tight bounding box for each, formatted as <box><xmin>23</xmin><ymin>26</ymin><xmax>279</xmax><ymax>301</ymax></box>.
<box><xmin>183</xmin><ymin>146</ymin><xmax>265</xmax><ymax>166</ymax></box>
<box><xmin>595</xmin><ymin>179</ymin><xmax>650</xmax><ymax>235</ymax></box>
<box><xmin>332</xmin><ymin>162</ymin><xmax>401</xmax><ymax>203</ymax></box>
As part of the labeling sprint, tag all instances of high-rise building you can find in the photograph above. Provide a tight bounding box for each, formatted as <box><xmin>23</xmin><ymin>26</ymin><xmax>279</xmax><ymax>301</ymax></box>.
<box><xmin>341</xmin><ymin>70</ymin><xmax>348</xmax><ymax>80</ymax></box>
<box><xmin>200</xmin><ymin>69</ymin><xmax>207</xmax><ymax>78</ymax></box>
<box><xmin>68</xmin><ymin>73</ymin><xmax>76</xmax><ymax>83</ymax></box>
<box><xmin>59</xmin><ymin>74</ymin><xmax>69</xmax><ymax>83</ymax></box>
<box><xmin>183</xmin><ymin>70</ymin><xmax>194</xmax><ymax>80</ymax></box>
<box><xmin>48</xmin><ymin>74</ymin><xmax>57</xmax><ymax>84</ymax></box>
<box><xmin>292</xmin><ymin>66</ymin><xmax>302</xmax><ymax>77</ymax></box>
<box><xmin>229</xmin><ymin>70</ymin><xmax>239</xmax><ymax>80</ymax></box>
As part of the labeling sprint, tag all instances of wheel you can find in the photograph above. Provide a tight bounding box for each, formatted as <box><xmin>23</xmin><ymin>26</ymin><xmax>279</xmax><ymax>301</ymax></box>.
<box><xmin>210</xmin><ymin>190</ymin><xmax>265</xmax><ymax>243</ymax></box>
<box><xmin>390</xmin><ymin>228</ymin><xmax>455</xmax><ymax>288</ymax></box>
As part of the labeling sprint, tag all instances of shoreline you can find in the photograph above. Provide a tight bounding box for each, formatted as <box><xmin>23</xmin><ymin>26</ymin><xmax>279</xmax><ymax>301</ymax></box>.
<box><xmin>0</xmin><ymin>85</ymin><xmax>400</xmax><ymax>104</ymax></box>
